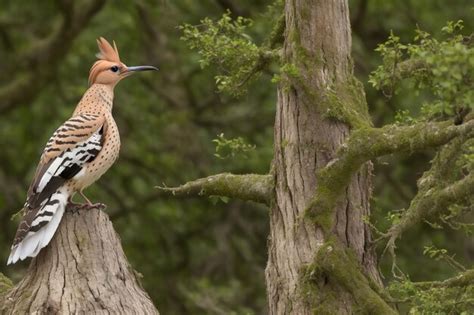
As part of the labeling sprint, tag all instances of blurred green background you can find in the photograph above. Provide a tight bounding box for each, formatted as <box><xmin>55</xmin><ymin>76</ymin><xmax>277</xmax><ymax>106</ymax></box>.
<box><xmin>0</xmin><ymin>0</ymin><xmax>472</xmax><ymax>314</ymax></box>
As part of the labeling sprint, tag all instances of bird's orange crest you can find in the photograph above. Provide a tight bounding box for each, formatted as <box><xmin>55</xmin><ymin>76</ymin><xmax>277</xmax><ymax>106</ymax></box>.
<box><xmin>89</xmin><ymin>37</ymin><xmax>122</xmax><ymax>85</ymax></box>
<box><xmin>96</xmin><ymin>37</ymin><xmax>121</xmax><ymax>63</ymax></box>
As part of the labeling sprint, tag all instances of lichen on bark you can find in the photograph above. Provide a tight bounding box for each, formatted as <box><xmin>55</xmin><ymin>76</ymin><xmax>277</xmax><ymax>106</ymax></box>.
<box><xmin>302</xmin><ymin>239</ymin><xmax>396</xmax><ymax>314</ymax></box>
<box><xmin>413</xmin><ymin>269</ymin><xmax>474</xmax><ymax>289</ymax></box>
<box><xmin>322</xmin><ymin>78</ymin><xmax>372</xmax><ymax>129</ymax></box>
<box><xmin>157</xmin><ymin>173</ymin><xmax>274</xmax><ymax>205</ymax></box>
<box><xmin>383</xmin><ymin>134</ymin><xmax>473</xmax><ymax>252</ymax></box>
<box><xmin>0</xmin><ymin>272</ymin><xmax>13</xmax><ymax>300</ymax></box>
<box><xmin>306</xmin><ymin>119</ymin><xmax>474</xmax><ymax>232</ymax></box>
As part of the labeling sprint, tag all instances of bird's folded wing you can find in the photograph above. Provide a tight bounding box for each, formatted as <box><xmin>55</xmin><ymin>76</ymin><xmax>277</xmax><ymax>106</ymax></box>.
<box><xmin>10</xmin><ymin>113</ymin><xmax>106</xmax><ymax>253</ymax></box>
<box><xmin>13</xmin><ymin>113</ymin><xmax>105</xmax><ymax>235</ymax></box>
<box><xmin>27</xmin><ymin>113</ymin><xmax>106</xmax><ymax>205</ymax></box>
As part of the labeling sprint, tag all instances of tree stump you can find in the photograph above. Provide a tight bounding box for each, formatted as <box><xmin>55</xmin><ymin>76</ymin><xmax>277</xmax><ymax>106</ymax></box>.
<box><xmin>1</xmin><ymin>208</ymin><xmax>159</xmax><ymax>314</ymax></box>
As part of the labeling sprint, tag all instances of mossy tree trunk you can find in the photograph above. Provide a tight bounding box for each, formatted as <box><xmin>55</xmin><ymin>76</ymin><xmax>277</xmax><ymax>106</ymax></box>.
<box><xmin>160</xmin><ymin>0</ymin><xmax>473</xmax><ymax>313</ymax></box>
<box><xmin>265</xmin><ymin>1</ymin><xmax>383</xmax><ymax>313</ymax></box>
<box><xmin>1</xmin><ymin>208</ymin><xmax>159</xmax><ymax>314</ymax></box>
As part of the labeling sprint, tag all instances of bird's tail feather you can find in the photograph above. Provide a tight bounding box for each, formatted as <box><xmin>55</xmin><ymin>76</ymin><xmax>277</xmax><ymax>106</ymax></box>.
<box><xmin>7</xmin><ymin>187</ymin><xmax>69</xmax><ymax>265</ymax></box>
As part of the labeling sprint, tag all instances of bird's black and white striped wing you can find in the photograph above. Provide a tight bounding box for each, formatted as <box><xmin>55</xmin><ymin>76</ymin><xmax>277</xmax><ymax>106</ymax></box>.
<box><xmin>8</xmin><ymin>113</ymin><xmax>105</xmax><ymax>264</ymax></box>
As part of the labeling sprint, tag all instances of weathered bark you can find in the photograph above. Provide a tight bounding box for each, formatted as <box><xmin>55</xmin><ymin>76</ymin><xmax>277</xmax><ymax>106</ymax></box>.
<box><xmin>1</xmin><ymin>208</ymin><xmax>158</xmax><ymax>314</ymax></box>
<box><xmin>265</xmin><ymin>0</ymin><xmax>385</xmax><ymax>313</ymax></box>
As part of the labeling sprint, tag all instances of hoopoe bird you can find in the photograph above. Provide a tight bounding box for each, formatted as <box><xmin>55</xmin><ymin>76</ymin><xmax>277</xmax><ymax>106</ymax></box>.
<box><xmin>7</xmin><ymin>37</ymin><xmax>158</xmax><ymax>265</ymax></box>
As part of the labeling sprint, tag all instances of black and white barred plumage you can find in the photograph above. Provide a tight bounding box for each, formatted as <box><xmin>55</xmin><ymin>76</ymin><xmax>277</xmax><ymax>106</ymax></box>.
<box><xmin>8</xmin><ymin>114</ymin><xmax>104</xmax><ymax>264</ymax></box>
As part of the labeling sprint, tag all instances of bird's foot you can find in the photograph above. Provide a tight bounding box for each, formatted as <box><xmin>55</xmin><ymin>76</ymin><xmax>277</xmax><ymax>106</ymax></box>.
<box><xmin>66</xmin><ymin>202</ymin><xmax>106</xmax><ymax>212</ymax></box>
<box><xmin>66</xmin><ymin>196</ymin><xmax>84</xmax><ymax>213</ymax></box>
<box><xmin>82</xmin><ymin>202</ymin><xmax>107</xmax><ymax>210</ymax></box>
<box><xmin>66</xmin><ymin>202</ymin><xmax>82</xmax><ymax>213</ymax></box>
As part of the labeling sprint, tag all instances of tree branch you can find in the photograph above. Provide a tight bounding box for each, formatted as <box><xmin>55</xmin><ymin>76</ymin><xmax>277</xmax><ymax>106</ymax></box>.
<box><xmin>157</xmin><ymin>173</ymin><xmax>273</xmax><ymax>205</ymax></box>
<box><xmin>387</xmin><ymin>32</ymin><xmax>474</xmax><ymax>83</ymax></box>
<box><xmin>235</xmin><ymin>13</ymin><xmax>284</xmax><ymax>88</ymax></box>
<box><xmin>385</xmin><ymin>172</ymin><xmax>473</xmax><ymax>249</ymax></box>
<box><xmin>306</xmin><ymin>119</ymin><xmax>474</xmax><ymax>231</ymax></box>
<box><xmin>266</xmin><ymin>13</ymin><xmax>285</xmax><ymax>49</ymax></box>
<box><xmin>376</xmin><ymin>133</ymin><xmax>472</xmax><ymax>255</ymax></box>
<box><xmin>395</xmin><ymin>58</ymin><xmax>428</xmax><ymax>80</ymax></box>
<box><xmin>413</xmin><ymin>269</ymin><xmax>474</xmax><ymax>289</ymax></box>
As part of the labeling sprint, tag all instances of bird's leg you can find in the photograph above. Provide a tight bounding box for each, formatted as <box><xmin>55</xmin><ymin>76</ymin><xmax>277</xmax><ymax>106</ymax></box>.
<box><xmin>67</xmin><ymin>195</ymin><xmax>81</xmax><ymax>206</ymax></box>
<box><xmin>79</xmin><ymin>189</ymin><xmax>93</xmax><ymax>206</ymax></box>
<box><xmin>79</xmin><ymin>189</ymin><xmax>106</xmax><ymax>210</ymax></box>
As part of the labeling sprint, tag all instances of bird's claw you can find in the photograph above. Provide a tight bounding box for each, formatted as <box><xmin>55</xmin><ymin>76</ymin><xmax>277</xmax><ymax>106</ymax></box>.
<box><xmin>88</xmin><ymin>202</ymin><xmax>107</xmax><ymax>210</ymax></box>
<box><xmin>66</xmin><ymin>202</ymin><xmax>82</xmax><ymax>213</ymax></box>
<box><xmin>66</xmin><ymin>202</ymin><xmax>107</xmax><ymax>212</ymax></box>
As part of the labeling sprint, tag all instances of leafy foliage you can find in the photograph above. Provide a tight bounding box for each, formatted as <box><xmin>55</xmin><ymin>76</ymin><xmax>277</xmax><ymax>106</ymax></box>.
<box><xmin>389</xmin><ymin>279</ymin><xmax>474</xmax><ymax>314</ymax></box>
<box><xmin>213</xmin><ymin>133</ymin><xmax>256</xmax><ymax>159</ymax></box>
<box><xmin>423</xmin><ymin>245</ymin><xmax>466</xmax><ymax>272</ymax></box>
<box><xmin>370</xmin><ymin>21</ymin><xmax>474</xmax><ymax>120</ymax></box>
<box><xmin>270</xmin><ymin>63</ymin><xmax>300</xmax><ymax>86</ymax></box>
<box><xmin>180</xmin><ymin>11</ymin><xmax>262</xmax><ymax>96</ymax></box>
<box><xmin>369</xmin><ymin>20</ymin><xmax>474</xmax><ymax>313</ymax></box>
<box><xmin>394</xmin><ymin>109</ymin><xmax>416</xmax><ymax>125</ymax></box>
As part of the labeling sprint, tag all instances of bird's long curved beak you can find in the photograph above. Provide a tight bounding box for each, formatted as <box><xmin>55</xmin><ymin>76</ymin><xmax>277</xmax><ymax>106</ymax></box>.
<box><xmin>126</xmin><ymin>65</ymin><xmax>159</xmax><ymax>72</ymax></box>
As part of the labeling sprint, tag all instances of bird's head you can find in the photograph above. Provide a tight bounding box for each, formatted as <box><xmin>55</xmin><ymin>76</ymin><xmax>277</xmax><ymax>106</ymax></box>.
<box><xmin>88</xmin><ymin>37</ymin><xmax>158</xmax><ymax>87</ymax></box>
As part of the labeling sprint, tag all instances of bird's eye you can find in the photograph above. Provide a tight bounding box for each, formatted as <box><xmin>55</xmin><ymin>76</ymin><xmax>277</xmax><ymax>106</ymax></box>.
<box><xmin>110</xmin><ymin>66</ymin><xmax>119</xmax><ymax>73</ymax></box>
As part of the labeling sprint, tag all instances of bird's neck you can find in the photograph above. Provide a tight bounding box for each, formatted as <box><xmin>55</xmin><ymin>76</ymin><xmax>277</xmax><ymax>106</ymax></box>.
<box><xmin>73</xmin><ymin>84</ymin><xmax>115</xmax><ymax>116</ymax></box>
